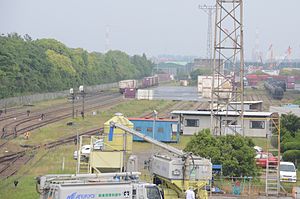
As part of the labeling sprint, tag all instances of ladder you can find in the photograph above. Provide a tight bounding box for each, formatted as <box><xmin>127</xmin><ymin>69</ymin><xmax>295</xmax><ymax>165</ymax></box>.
<box><xmin>77</xmin><ymin>135</ymin><xmax>90</xmax><ymax>174</ymax></box>
<box><xmin>265</xmin><ymin>115</ymin><xmax>281</xmax><ymax>197</ymax></box>
<box><xmin>265</xmin><ymin>151</ymin><xmax>279</xmax><ymax>196</ymax></box>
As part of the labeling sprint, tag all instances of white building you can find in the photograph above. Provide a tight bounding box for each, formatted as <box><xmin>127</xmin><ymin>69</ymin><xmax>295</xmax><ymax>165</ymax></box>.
<box><xmin>171</xmin><ymin>110</ymin><xmax>278</xmax><ymax>137</ymax></box>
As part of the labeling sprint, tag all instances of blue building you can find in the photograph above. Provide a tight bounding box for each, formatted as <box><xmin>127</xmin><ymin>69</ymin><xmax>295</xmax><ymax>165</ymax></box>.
<box><xmin>128</xmin><ymin>117</ymin><xmax>179</xmax><ymax>143</ymax></box>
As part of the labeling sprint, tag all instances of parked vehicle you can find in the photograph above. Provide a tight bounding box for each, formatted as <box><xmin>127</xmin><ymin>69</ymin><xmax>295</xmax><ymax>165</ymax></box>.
<box><xmin>73</xmin><ymin>145</ymin><xmax>91</xmax><ymax>160</ymax></box>
<box><xmin>255</xmin><ymin>152</ymin><xmax>278</xmax><ymax>168</ymax></box>
<box><xmin>279</xmin><ymin>161</ymin><xmax>297</xmax><ymax>182</ymax></box>
<box><xmin>254</xmin><ymin>146</ymin><xmax>263</xmax><ymax>153</ymax></box>
<box><xmin>37</xmin><ymin>173</ymin><xmax>163</xmax><ymax>199</ymax></box>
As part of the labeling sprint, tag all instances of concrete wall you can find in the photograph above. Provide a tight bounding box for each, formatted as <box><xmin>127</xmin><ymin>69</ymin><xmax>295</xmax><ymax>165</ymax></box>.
<box><xmin>0</xmin><ymin>82</ymin><xmax>118</xmax><ymax>108</ymax></box>
<box><xmin>181</xmin><ymin>115</ymin><xmax>210</xmax><ymax>135</ymax></box>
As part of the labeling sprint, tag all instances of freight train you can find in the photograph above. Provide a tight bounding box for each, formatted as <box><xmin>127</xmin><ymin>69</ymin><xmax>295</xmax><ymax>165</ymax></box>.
<box><xmin>264</xmin><ymin>81</ymin><xmax>284</xmax><ymax>100</ymax></box>
<box><xmin>246</xmin><ymin>74</ymin><xmax>295</xmax><ymax>89</ymax></box>
<box><xmin>118</xmin><ymin>75</ymin><xmax>160</xmax><ymax>93</ymax></box>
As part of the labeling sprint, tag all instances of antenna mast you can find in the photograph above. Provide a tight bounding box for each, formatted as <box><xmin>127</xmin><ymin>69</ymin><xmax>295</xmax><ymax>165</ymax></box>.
<box><xmin>211</xmin><ymin>0</ymin><xmax>245</xmax><ymax>136</ymax></box>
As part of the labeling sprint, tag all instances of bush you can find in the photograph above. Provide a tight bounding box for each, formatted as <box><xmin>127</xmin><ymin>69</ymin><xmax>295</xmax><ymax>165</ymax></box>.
<box><xmin>282</xmin><ymin>150</ymin><xmax>300</xmax><ymax>163</ymax></box>
<box><xmin>282</xmin><ymin>142</ymin><xmax>300</xmax><ymax>152</ymax></box>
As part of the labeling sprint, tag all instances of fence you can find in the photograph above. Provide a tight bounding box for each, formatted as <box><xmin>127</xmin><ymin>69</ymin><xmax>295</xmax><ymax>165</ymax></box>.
<box><xmin>0</xmin><ymin>82</ymin><xmax>118</xmax><ymax>108</ymax></box>
<box><xmin>210</xmin><ymin>176</ymin><xmax>296</xmax><ymax>197</ymax></box>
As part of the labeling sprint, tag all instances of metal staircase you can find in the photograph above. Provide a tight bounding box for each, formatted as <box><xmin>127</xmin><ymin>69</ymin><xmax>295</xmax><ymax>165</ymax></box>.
<box><xmin>265</xmin><ymin>150</ymin><xmax>279</xmax><ymax>196</ymax></box>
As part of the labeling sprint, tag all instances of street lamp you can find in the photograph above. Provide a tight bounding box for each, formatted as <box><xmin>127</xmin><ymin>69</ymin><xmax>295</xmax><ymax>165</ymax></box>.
<box><xmin>70</xmin><ymin>88</ymin><xmax>75</xmax><ymax>119</ymax></box>
<box><xmin>79</xmin><ymin>85</ymin><xmax>85</xmax><ymax>119</ymax></box>
<box><xmin>152</xmin><ymin>110</ymin><xmax>158</xmax><ymax>155</ymax></box>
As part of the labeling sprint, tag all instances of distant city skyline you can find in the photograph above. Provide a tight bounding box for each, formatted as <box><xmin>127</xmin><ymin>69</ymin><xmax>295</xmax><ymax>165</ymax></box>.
<box><xmin>1</xmin><ymin>0</ymin><xmax>300</xmax><ymax>60</ymax></box>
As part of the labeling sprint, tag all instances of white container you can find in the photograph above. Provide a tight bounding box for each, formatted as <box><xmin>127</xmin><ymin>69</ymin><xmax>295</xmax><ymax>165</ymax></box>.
<box><xmin>137</xmin><ymin>89</ymin><xmax>153</xmax><ymax>100</ymax></box>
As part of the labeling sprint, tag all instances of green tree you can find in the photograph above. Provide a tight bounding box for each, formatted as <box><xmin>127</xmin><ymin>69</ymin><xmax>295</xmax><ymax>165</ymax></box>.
<box><xmin>184</xmin><ymin>129</ymin><xmax>258</xmax><ymax>177</ymax></box>
<box><xmin>0</xmin><ymin>34</ymin><xmax>154</xmax><ymax>99</ymax></box>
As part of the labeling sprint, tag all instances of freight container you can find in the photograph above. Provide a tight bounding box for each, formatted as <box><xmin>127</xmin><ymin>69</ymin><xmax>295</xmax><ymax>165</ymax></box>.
<box><xmin>179</xmin><ymin>80</ymin><xmax>188</xmax><ymax>86</ymax></box>
<box><xmin>157</xmin><ymin>73</ymin><xmax>172</xmax><ymax>82</ymax></box>
<box><xmin>118</xmin><ymin>80</ymin><xmax>138</xmax><ymax>93</ymax></box>
<box><xmin>287</xmin><ymin>76</ymin><xmax>295</xmax><ymax>83</ymax></box>
<box><xmin>142</xmin><ymin>76</ymin><xmax>159</xmax><ymax>88</ymax></box>
<box><xmin>136</xmin><ymin>89</ymin><xmax>153</xmax><ymax>100</ymax></box>
<box><xmin>124</xmin><ymin>88</ymin><xmax>136</xmax><ymax>98</ymax></box>
<box><xmin>198</xmin><ymin>76</ymin><xmax>203</xmax><ymax>92</ymax></box>
<box><xmin>287</xmin><ymin>82</ymin><xmax>295</xmax><ymax>89</ymax></box>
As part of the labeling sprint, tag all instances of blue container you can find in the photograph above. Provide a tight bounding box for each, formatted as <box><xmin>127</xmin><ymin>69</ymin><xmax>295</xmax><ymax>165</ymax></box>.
<box><xmin>129</xmin><ymin>118</ymin><xmax>179</xmax><ymax>143</ymax></box>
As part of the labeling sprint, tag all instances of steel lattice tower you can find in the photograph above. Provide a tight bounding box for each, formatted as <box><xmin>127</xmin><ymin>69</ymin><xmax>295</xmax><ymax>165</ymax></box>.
<box><xmin>210</xmin><ymin>0</ymin><xmax>244</xmax><ymax>136</ymax></box>
<box><xmin>199</xmin><ymin>5</ymin><xmax>216</xmax><ymax>61</ymax></box>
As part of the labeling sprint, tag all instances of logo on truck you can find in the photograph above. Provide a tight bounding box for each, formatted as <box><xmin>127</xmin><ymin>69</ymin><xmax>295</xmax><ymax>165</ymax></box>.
<box><xmin>66</xmin><ymin>192</ymin><xmax>95</xmax><ymax>199</ymax></box>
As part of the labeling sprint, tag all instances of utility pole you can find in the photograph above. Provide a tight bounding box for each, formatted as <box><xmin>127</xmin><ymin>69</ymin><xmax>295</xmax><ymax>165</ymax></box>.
<box><xmin>79</xmin><ymin>85</ymin><xmax>85</xmax><ymax>119</ymax></box>
<box><xmin>152</xmin><ymin>110</ymin><xmax>157</xmax><ymax>156</ymax></box>
<box><xmin>70</xmin><ymin>88</ymin><xmax>75</xmax><ymax>119</ymax></box>
<box><xmin>211</xmin><ymin>0</ymin><xmax>244</xmax><ymax>136</ymax></box>
<box><xmin>199</xmin><ymin>5</ymin><xmax>216</xmax><ymax>63</ymax></box>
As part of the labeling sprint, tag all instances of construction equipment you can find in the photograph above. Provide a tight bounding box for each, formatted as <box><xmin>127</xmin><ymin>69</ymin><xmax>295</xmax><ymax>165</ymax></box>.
<box><xmin>36</xmin><ymin>172</ymin><xmax>163</xmax><ymax>199</ymax></box>
<box><xmin>37</xmin><ymin>113</ymin><xmax>212</xmax><ymax>199</ymax></box>
<box><xmin>109</xmin><ymin>121</ymin><xmax>212</xmax><ymax>199</ymax></box>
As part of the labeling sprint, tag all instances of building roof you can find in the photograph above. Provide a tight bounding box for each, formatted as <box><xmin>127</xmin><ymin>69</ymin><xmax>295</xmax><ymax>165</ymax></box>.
<box><xmin>171</xmin><ymin>110</ymin><xmax>273</xmax><ymax>117</ymax></box>
<box><xmin>229</xmin><ymin>101</ymin><xmax>263</xmax><ymax>104</ymax></box>
<box><xmin>128</xmin><ymin>117</ymin><xmax>177</xmax><ymax>122</ymax></box>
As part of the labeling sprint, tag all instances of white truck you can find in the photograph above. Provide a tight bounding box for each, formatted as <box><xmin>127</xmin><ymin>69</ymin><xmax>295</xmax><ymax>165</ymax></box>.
<box><xmin>37</xmin><ymin>172</ymin><xmax>163</xmax><ymax>199</ymax></box>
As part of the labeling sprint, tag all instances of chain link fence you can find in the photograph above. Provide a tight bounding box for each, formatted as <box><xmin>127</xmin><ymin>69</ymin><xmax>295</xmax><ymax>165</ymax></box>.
<box><xmin>0</xmin><ymin>82</ymin><xmax>118</xmax><ymax>108</ymax></box>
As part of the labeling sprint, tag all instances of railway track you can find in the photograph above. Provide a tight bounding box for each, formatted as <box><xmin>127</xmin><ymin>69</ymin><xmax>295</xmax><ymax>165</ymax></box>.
<box><xmin>0</xmin><ymin>94</ymin><xmax>123</xmax><ymax>148</ymax></box>
<box><xmin>0</xmin><ymin>128</ymin><xmax>102</xmax><ymax>179</ymax></box>
<box><xmin>0</xmin><ymin>96</ymin><xmax>203</xmax><ymax>179</ymax></box>
<box><xmin>0</xmin><ymin>92</ymin><xmax>121</xmax><ymax>138</ymax></box>
<box><xmin>0</xmin><ymin>91</ymin><xmax>114</xmax><ymax>125</ymax></box>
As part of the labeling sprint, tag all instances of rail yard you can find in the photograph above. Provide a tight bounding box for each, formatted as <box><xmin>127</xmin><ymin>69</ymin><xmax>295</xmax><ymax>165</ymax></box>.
<box><xmin>0</xmin><ymin>81</ymin><xmax>299</xmax><ymax>199</ymax></box>
<box><xmin>1</xmin><ymin>0</ymin><xmax>300</xmax><ymax>198</ymax></box>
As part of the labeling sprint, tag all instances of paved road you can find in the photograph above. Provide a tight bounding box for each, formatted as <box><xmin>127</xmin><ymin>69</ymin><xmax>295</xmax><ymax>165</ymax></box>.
<box><xmin>209</xmin><ymin>195</ymin><xmax>292</xmax><ymax>199</ymax></box>
<box><xmin>152</xmin><ymin>86</ymin><xmax>206</xmax><ymax>101</ymax></box>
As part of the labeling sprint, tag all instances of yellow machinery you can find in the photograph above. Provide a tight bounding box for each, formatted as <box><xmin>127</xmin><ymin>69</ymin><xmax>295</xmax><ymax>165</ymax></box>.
<box><xmin>88</xmin><ymin>113</ymin><xmax>134</xmax><ymax>173</ymax></box>
<box><xmin>85</xmin><ymin>113</ymin><xmax>212</xmax><ymax>198</ymax></box>
<box><xmin>109</xmin><ymin>119</ymin><xmax>212</xmax><ymax>199</ymax></box>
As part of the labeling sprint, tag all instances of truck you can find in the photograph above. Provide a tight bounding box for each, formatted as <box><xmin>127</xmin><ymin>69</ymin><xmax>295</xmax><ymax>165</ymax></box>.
<box><xmin>36</xmin><ymin>172</ymin><xmax>163</xmax><ymax>199</ymax></box>
<box><xmin>109</xmin><ymin>121</ymin><xmax>212</xmax><ymax>199</ymax></box>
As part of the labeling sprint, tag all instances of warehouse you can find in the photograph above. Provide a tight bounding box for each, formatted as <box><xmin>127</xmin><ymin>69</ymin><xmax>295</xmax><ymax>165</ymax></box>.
<box><xmin>128</xmin><ymin>117</ymin><xmax>179</xmax><ymax>142</ymax></box>
<box><xmin>171</xmin><ymin>110</ymin><xmax>277</xmax><ymax>137</ymax></box>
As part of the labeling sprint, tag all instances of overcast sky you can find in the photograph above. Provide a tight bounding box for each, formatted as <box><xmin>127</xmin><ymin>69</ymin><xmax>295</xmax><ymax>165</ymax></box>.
<box><xmin>1</xmin><ymin>0</ymin><xmax>300</xmax><ymax>60</ymax></box>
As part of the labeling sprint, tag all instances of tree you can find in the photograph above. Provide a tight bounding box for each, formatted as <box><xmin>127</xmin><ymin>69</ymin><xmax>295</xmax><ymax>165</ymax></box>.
<box><xmin>0</xmin><ymin>34</ymin><xmax>154</xmax><ymax>99</ymax></box>
<box><xmin>184</xmin><ymin>129</ymin><xmax>258</xmax><ymax>177</ymax></box>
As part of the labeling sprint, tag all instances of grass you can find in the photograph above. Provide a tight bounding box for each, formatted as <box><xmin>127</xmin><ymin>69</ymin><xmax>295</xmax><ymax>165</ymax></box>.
<box><xmin>0</xmin><ymin>99</ymin><xmax>180</xmax><ymax>199</ymax></box>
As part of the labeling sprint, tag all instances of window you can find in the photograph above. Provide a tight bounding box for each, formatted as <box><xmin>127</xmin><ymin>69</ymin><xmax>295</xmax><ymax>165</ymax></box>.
<box><xmin>135</xmin><ymin>127</ymin><xmax>141</xmax><ymax>132</ymax></box>
<box><xmin>146</xmin><ymin>186</ymin><xmax>161</xmax><ymax>199</ymax></box>
<box><xmin>158</xmin><ymin>128</ymin><xmax>164</xmax><ymax>133</ymax></box>
<box><xmin>185</xmin><ymin>119</ymin><xmax>199</xmax><ymax>127</ymax></box>
<box><xmin>147</xmin><ymin>127</ymin><xmax>153</xmax><ymax>132</ymax></box>
<box><xmin>225</xmin><ymin>120</ymin><xmax>237</xmax><ymax>125</ymax></box>
<box><xmin>250</xmin><ymin>121</ymin><xmax>265</xmax><ymax>129</ymax></box>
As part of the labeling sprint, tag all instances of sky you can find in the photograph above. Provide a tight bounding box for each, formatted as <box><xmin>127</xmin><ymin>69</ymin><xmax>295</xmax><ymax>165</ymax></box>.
<box><xmin>0</xmin><ymin>0</ymin><xmax>300</xmax><ymax>60</ymax></box>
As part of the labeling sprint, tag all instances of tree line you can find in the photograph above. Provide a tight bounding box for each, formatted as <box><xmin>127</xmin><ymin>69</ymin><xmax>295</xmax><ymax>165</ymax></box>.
<box><xmin>0</xmin><ymin>33</ymin><xmax>154</xmax><ymax>99</ymax></box>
